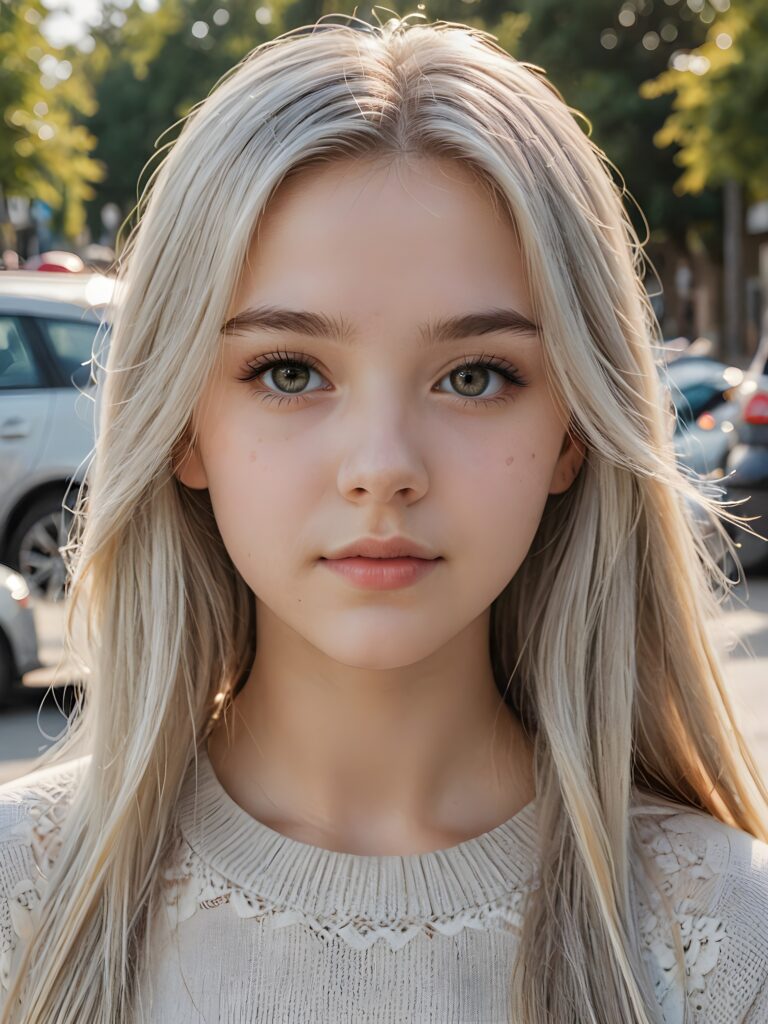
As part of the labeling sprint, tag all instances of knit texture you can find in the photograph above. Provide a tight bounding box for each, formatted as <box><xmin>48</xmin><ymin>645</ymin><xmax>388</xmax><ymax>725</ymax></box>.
<box><xmin>1</xmin><ymin>746</ymin><xmax>767</xmax><ymax>1023</ymax></box>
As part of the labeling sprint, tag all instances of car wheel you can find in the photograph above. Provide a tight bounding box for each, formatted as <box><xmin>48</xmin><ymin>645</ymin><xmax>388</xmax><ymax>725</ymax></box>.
<box><xmin>0</xmin><ymin>627</ymin><xmax>17</xmax><ymax>705</ymax></box>
<box><xmin>6</xmin><ymin>496</ymin><xmax>74</xmax><ymax>603</ymax></box>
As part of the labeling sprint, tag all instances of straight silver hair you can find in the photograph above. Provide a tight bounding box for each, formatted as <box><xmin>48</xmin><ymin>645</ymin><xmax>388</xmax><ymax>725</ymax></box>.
<box><xmin>3</xmin><ymin>16</ymin><xmax>767</xmax><ymax>1023</ymax></box>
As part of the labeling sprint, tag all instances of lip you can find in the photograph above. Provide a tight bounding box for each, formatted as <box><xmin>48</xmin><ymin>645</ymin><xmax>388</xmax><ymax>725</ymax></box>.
<box><xmin>323</xmin><ymin>536</ymin><xmax>439</xmax><ymax>560</ymax></box>
<box><xmin>320</xmin><ymin>555</ymin><xmax>441</xmax><ymax>591</ymax></box>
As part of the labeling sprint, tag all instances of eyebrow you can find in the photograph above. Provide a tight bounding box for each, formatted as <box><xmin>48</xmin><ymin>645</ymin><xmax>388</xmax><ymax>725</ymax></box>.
<box><xmin>220</xmin><ymin>305</ymin><xmax>540</xmax><ymax>348</ymax></box>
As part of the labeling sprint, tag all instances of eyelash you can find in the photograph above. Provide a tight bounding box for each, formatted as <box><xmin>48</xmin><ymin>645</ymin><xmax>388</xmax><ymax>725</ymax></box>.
<box><xmin>235</xmin><ymin>348</ymin><xmax>529</xmax><ymax>408</ymax></box>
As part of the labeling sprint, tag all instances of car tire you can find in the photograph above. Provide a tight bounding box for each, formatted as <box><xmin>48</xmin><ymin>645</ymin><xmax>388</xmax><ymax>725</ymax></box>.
<box><xmin>5</xmin><ymin>495</ymin><xmax>73</xmax><ymax>603</ymax></box>
<box><xmin>0</xmin><ymin>626</ymin><xmax>18</xmax><ymax>705</ymax></box>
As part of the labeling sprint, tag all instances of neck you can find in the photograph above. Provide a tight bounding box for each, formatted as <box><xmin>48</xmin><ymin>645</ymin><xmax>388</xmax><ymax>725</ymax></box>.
<box><xmin>207</xmin><ymin>605</ymin><xmax>535</xmax><ymax>856</ymax></box>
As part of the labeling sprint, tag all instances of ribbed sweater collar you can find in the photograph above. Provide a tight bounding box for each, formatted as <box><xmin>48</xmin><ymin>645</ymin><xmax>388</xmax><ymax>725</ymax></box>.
<box><xmin>177</xmin><ymin>741</ymin><xmax>540</xmax><ymax>920</ymax></box>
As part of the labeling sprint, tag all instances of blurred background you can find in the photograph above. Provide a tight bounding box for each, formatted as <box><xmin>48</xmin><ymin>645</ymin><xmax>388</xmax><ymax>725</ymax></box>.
<box><xmin>0</xmin><ymin>0</ymin><xmax>767</xmax><ymax>784</ymax></box>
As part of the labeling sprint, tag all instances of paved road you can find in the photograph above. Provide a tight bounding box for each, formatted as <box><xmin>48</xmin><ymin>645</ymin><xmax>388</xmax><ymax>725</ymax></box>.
<box><xmin>1</xmin><ymin>578</ymin><xmax>767</xmax><ymax>787</ymax></box>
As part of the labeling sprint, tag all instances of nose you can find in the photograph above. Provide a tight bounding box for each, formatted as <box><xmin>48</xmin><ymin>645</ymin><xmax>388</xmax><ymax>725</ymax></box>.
<box><xmin>334</xmin><ymin>399</ymin><xmax>429</xmax><ymax>505</ymax></box>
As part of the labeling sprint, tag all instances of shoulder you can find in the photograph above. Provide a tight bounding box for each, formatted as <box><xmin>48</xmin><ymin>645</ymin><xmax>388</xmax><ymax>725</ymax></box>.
<box><xmin>0</xmin><ymin>755</ymin><xmax>89</xmax><ymax>856</ymax></box>
<box><xmin>0</xmin><ymin>756</ymin><xmax>89</xmax><ymax>996</ymax></box>
<box><xmin>632</xmin><ymin>804</ymin><xmax>768</xmax><ymax>1023</ymax></box>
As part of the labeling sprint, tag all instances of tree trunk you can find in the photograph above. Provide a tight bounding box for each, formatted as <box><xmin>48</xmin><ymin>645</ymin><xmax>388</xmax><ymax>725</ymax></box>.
<box><xmin>723</xmin><ymin>178</ymin><xmax>744</xmax><ymax>363</ymax></box>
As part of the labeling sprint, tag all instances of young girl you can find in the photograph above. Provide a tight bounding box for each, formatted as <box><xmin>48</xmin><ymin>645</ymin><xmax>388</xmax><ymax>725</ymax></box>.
<box><xmin>1</xmin><ymin>15</ymin><xmax>767</xmax><ymax>1024</ymax></box>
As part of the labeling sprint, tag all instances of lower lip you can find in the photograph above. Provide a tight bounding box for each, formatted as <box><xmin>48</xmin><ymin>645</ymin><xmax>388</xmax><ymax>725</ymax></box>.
<box><xmin>320</xmin><ymin>556</ymin><xmax>441</xmax><ymax>590</ymax></box>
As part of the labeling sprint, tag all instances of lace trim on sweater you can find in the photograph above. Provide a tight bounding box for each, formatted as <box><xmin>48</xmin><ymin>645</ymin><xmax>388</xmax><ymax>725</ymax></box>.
<box><xmin>0</xmin><ymin>789</ymin><xmax>729</xmax><ymax>1006</ymax></box>
<box><xmin>633</xmin><ymin>815</ymin><xmax>728</xmax><ymax>1023</ymax></box>
<box><xmin>159</xmin><ymin>835</ymin><xmax>539</xmax><ymax>950</ymax></box>
<box><xmin>0</xmin><ymin>774</ymin><xmax>75</xmax><ymax>993</ymax></box>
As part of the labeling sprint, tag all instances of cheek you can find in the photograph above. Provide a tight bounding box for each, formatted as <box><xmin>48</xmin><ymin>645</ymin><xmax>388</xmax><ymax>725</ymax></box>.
<box><xmin>200</xmin><ymin>418</ymin><xmax>322</xmax><ymax>583</ymax></box>
<box><xmin>450</xmin><ymin>429</ymin><xmax>559</xmax><ymax>579</ymax></box>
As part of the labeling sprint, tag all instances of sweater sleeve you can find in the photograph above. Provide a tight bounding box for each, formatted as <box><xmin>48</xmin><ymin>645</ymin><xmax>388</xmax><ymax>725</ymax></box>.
<box><xmin>634</xmin><ymin>807</ymin><xmax>768</xmax><ymax>1023</ymax></box>
<box><xmin>720</xmin><ymin>820</ymin><xmax>768</xmax><ymax>1023</ymax></box>
<box><xmin>743</xmin><ymin>974</ymin><xmax>768</xmax><ymax>1023</ymax></box>
<box><xmin>0</xmin><ymin>758</ymin><xmax>89</xmax><ymax>1008</ymax></box>
<box><xmin>0</xmin><ymin>777</ymin><xmax>47</xmax><ymax>1001</ymax></box>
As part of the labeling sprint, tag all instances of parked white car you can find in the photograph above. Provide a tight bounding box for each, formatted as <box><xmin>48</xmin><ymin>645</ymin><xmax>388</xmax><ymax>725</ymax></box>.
<box><xmin>0</xmin><ymin>564</ymin><xmax>40</xmax><ymax>701</ymax></box>
<box><xmin>0</xmin><ymin>271</ymin><xmax>114</xmax><ymax>601</ymax></box>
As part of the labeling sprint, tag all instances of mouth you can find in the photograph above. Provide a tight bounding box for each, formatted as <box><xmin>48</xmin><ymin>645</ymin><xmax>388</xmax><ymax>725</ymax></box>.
<box><xmin>322</xmin><ymin>536</ymin><xmax>441</xmax><ymax>560</ymax></box>
<box><xmin>319</xmin><ymin>555</ymin><xmax>443</xmax><ymax>568</ymax></box>
<box><xmin>318</xmin><ymin>555</ymin><xmax>442</xmax><ymax>590</ymax></box>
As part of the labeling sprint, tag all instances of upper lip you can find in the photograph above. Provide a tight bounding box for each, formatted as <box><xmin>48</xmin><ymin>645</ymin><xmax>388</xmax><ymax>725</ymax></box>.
<box><xmin>323</xmin><ymin>537</ymin><xmax>440</xmax><ymax>560</ymax></box>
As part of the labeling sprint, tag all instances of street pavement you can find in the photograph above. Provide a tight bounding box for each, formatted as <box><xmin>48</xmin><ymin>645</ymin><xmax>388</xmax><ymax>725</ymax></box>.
<box><xmin>1</xmin><ymin>578</ymin><xmax>767</xmax><ymax>787</ymax></box>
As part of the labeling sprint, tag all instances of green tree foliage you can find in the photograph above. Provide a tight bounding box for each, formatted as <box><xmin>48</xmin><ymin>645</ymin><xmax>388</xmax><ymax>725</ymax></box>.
<box><xmin>63</xmin><ymin>0</ymin><xmax>747</xmax><ymax>254</ymax></box>
<box><xmin>478</xmin><ymin>0</ymin><xmax>718</xmax><ymax>247</ymax></box>
<box><xmin>68</xmin><ymin>0</ymin><xmax>518</xmax><ymax>234</ymax></box>
<box><xmin>641</xmin><ymin>0</ymin><xmax>768</xmax><ymax>199</ymax></box>
<box><xmin>78</xmin><ymin>0</ymin><xmax>289</xmax><ymax>239</ymax></box>
<box><xmin>0</xmin><ymin>0</ymin><xmax>104</xmax><ymax>238</ymax></box>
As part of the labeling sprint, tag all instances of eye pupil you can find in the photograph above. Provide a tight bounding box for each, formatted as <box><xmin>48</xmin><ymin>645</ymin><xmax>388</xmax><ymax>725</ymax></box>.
<box><xmin>273</xmin><ymin>365</ymin><xmax>309</xmax><ymax>393</ymax></box>
<box><xmin>451</xmin><ymin>365</ymin><xmax>489</xmax><ymax>398</ymax></box>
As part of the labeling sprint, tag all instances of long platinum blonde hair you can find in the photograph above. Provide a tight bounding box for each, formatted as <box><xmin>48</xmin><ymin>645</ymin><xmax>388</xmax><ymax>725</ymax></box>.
<box><xmin>3</xmin><ymin>16</ymin><xmax>766</xmax><ymax>1023</ymax></box>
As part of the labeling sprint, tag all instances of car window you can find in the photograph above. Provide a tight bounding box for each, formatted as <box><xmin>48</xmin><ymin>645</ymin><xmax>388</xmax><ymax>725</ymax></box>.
<box><xmin>37</xmin><ymin>317</ymin><xmax>101</xmax><ymax>387</ymax></box>
<box><xmin>0</xmin><ymin>316</ymin><xmax>42</xmax><ymax>389</ymax></box>
<box><xmin>672</xmin><ymin>382</ymin><xmax>724</xmax><ymax>426</ymax></box>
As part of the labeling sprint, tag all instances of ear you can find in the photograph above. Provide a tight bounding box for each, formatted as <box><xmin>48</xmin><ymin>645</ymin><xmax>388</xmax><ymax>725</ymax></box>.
<box><xmin>548</xmin><ymin>427</ymin><xmax>586</xmax><ymax>495</ymax></box>
<box><xmin>172</xmin><ymin>433</ymin><xmax>209</xmax><ymax>490</ymax></box>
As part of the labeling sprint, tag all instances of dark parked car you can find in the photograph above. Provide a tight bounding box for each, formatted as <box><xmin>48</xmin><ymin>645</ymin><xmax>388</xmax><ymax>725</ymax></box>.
<box><xmin>655</xmin><ymin>356</ymin><xmax>746</xmax><ymax>570</ymax></box>
<box><xmin>662</xmin><ymin>357</ymin><xmax>743</xmax><ymax>478</ymax></box>
<box><xmin>723</xmin><ymin>331</ymin><xmax>768</xmax><ymax>572</ymax></box>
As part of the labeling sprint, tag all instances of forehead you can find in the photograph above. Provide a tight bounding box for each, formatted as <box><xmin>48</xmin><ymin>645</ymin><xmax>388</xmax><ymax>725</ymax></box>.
<box><xmin>230</xmin><ymin>155</ymin><xmax>533</xmax><ymax>325</ymax></box>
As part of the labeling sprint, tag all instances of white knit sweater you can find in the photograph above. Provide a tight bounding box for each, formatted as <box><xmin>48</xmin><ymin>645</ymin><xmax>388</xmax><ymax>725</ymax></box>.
<box><xmin>1</xmin><ymin>746</ymin><xmax>768</xmax><ymax>1023</ymax></box>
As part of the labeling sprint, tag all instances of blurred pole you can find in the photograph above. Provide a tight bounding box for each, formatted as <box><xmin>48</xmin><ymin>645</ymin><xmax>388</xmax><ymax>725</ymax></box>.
<box><xmin>723</xmin><ymin>178</ymin><xmax>743</xmax><ymax>363</ymax></box>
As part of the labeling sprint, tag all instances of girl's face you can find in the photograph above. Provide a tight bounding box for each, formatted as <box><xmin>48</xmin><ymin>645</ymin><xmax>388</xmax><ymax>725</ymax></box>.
<box><xmin>177</xmin><ymin>155</ymin><xmax>583</xmax><ymax>672</ymax></box>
